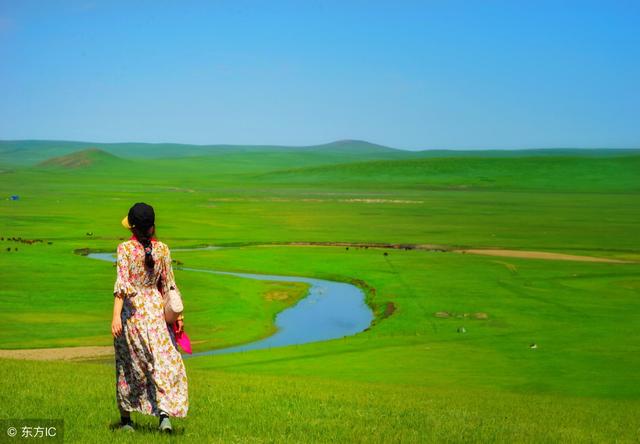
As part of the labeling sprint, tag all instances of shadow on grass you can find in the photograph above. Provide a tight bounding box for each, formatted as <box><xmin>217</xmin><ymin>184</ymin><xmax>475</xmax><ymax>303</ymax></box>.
<box><xmin>108</xmin><ymin>419</ymin><xmax>185</xmax><ymax>437</ymax></box>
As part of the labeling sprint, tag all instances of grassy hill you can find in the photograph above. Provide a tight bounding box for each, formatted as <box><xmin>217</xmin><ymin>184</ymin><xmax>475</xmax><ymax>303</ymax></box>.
<box><xmin>2</xmin><ymin>139</ymin><xmax>638</xmax><ymax>167</ymax></box>
<box><xmin>6</xmin><ymin>141</ymin><xmax>638</xmax><ymax>193</ymax></box>
<box><xmin>1</xmin><ymin>141</ymin><xmax>639</xmax><ymax>442</ymax></box>
<box><xmin>38</xmin><ymin>148</ymin><xmax>123</xmax><ymax>170</ymax></box>
<box><xmin>0</xmin><ymin>139</ymin><xmax>409</xmax><ymax>166</ymax></box>
<box><xmin>247</xmin><ymin>154</ymin><xmax>640</xmax><ymax>192</ymax></box>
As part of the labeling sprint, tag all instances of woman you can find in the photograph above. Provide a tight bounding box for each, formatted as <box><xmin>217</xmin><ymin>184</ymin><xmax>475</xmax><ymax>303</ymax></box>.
<box><xmin>111</xmin><ymin>202</ymin><xmax>189</xmax><ymax>433</ymax></box>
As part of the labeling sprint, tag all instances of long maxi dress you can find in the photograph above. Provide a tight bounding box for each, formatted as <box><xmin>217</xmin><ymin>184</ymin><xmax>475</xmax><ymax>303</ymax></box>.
<box><xmin>113</xmin><ymin>238</ymin><xmax>189</xmax><ymax>417</ymax></box>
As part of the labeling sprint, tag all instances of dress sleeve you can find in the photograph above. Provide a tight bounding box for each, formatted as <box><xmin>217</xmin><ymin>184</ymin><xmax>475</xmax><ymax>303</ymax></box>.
<box><xmin>113</xmin><ymin>243</ymin><xmax>137</xmax><ymax>299</ymax></box>
<box><xmin>160</xmin><ymin>244</ymin><xmax>184</xmax><ymax>321</ymax></box>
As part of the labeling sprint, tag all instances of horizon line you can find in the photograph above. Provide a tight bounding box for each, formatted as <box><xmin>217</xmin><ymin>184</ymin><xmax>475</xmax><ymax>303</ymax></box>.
<box><xmin>0</xmin><ymin>138</ymin><xmax>638</xmax><ymax>152</ymax></box>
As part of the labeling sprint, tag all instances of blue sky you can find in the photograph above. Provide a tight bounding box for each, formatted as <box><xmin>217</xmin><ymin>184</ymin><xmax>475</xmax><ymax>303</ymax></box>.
<box><xmin>0</xmin><ymin>1</ymin><xmax>638</xmax><ymax>149</ymax></box>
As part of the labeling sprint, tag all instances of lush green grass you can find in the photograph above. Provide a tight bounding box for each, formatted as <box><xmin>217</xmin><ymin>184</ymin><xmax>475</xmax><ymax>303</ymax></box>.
<box><xmin>249</xmin><ymin>154</ymin><xmax>640</xmax><ymax>192</ymax></box>
<box><xmin>1</xmin><ymin>144</ymin><xmax>639</xmax><ymax>442</ymax></box>
<box><xmin>0</xmin><ymin>242</ymin><xmax>310</xmax><ymax>350</ymax></box>
<box><xmin>2</xmin><ymin>357</ymin><xmax>638</xmax><ymax>443</ymax></box>
<box><xmin>180</xmin><ymin>246</ymin><xmax>640</xmax><ymax>398</ymax></box>
<box><xmin>3</xmin><ymin>156</ymin><xmax>640</xmax><ymax>254</ymax></box>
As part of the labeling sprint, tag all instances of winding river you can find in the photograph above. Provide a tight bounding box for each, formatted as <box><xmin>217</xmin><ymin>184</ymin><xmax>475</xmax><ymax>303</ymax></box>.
<box><xmin>87</xmin><ymin>247</ymin><xmax>374</xmax><ymax>357</ymax></box>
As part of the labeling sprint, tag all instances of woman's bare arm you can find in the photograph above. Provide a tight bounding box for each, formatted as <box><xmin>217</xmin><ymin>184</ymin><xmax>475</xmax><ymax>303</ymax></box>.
<box><xmin>112</xmin><ymin>295</ymin><xmax>124</xmax><ymax>337</ymax></box>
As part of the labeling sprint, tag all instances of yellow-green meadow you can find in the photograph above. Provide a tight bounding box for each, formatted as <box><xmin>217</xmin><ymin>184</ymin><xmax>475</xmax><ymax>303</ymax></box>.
<box><xmin>1</xmin><ymin>141</ymin><xmax>639</xmax><ymax>442</ymax></box>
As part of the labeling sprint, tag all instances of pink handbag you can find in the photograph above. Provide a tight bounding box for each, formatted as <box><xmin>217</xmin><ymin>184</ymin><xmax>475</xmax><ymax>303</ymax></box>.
<box><xmin>172</xmin><ymin>323</ymin><xmax>192</xmax><ymax>354</ymax></box>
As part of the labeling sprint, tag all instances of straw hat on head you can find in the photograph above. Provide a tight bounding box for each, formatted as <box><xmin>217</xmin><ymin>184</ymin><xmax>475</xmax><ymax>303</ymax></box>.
<box><xmin>121</xmin><ymin>202</ymin><xmax>155</xmax><ymax>230</ymax></box>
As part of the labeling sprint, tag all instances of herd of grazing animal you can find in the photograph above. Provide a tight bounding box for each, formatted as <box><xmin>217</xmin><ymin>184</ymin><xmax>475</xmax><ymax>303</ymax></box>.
<box><xmin>2</xmin><ymin>236</ymin><xmax>53</xmax><ymax>252</ymax></box>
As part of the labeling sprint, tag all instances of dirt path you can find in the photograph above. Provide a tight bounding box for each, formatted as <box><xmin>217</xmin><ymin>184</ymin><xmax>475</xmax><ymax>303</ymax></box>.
<box><xmin>0</xmin><ymin>340</ymin><xmax>210</xmax><ymax>361</ymax></box>
<box><xmin>0</xmin><ymin>346</ymin><xmax>114</xmax><ymax>361</ymax></box>
<box><xmin>255</xmin><ymin>241</ymin><xmax>636</xmax><ymax>263</ymax></box>
<box><xmin>81</xmin><ymin>240</ymin><xmax>635</xmax><ymax>263</ymax></box>
<box><xmin>452</xmin><ymin>249</ymin><xmax>635</xmax><ymax>263</ymax></box>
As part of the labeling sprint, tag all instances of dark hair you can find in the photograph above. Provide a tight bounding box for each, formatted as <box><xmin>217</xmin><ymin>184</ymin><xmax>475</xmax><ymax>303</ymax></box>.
<box><xmin>132</xmin><ymin>224</ymin><xmax>156</xmax><ymax>272</ymax></box>
<box><xmin>126</xmin><ymin>202</ymin><xmax>156</xmax><ymax>272</ymax></box>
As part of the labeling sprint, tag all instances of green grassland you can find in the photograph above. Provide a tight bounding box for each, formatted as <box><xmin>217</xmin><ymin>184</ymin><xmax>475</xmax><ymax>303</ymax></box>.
<box><xmin>1</xmin><ymin>141</ymin><xmax>639</xmax><ymax>442</ymax></box>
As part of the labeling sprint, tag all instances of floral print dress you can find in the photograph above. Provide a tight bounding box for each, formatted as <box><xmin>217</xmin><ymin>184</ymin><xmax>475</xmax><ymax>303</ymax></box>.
<box><xmin>113</xmin><ymin>239</ymin><xmax>188</xmax><ymax>417</ymax></box>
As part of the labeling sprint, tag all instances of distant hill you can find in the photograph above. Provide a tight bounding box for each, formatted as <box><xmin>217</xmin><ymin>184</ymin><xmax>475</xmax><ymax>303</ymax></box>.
<box><xmin>1</xmin><ymin>139</ymin><xmax>638</xmax><ymax>166</ymax></box>
<box><xmin>37</xmin><ymin>148</ymin><xmax>122</xmax><ymax>169</ymax></box>
<box><xmin>0</xmin><ymin>140</ymin><xmax>95</xmax><ymax>166</ymax></box>
<box><xmin>303</xmin><ymin>140</ymin><xmax>399</xmax><ymax>154</ymax></box>
<box><xmin>0</xmin><ymin>139</ymin><xmax>407</xmax><ymax>166</ymax></box>
<box><xmin>411</xmin><ymin>148</ymin><xmax>640</xmax><ymax>158</ymax></box>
